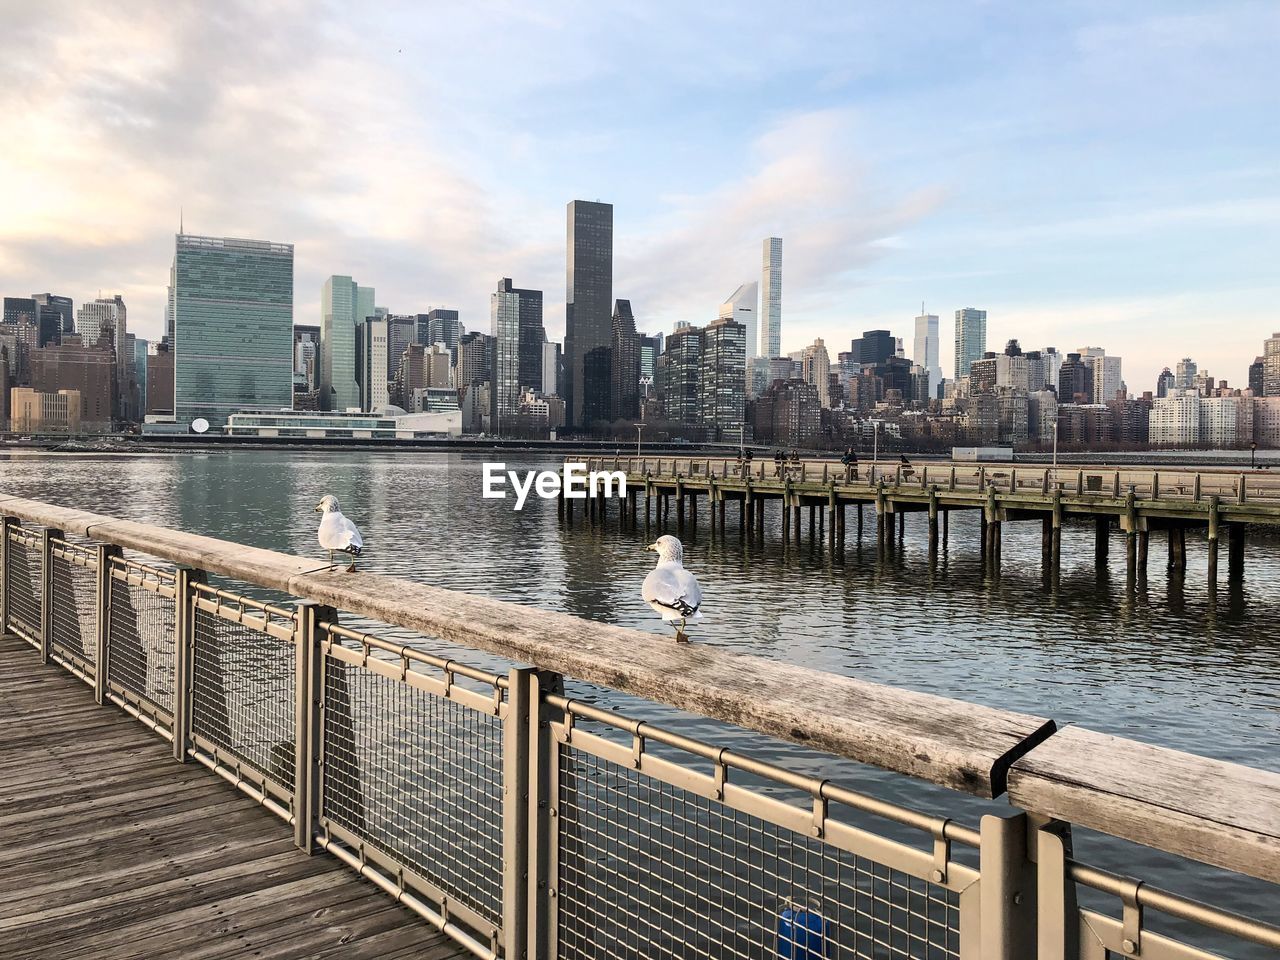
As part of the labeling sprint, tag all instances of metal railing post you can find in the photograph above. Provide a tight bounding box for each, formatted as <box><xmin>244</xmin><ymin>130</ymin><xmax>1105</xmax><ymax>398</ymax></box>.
<box><xmin>527</xmin><ymin>669</ymin><xmax>564</xmax><ymax>960</ymax></box>
<box><xmin>0</xmin><ymin>515</ymin><xmax>15</xmax><ymax>638</ymax></box>
<box><xmin>172</xmin><ymin>565</ymin><xmax>205</xmax><ymax>761</ymax></box>
<box><xmin>1032</xmin><ymin>818</ymin><xmax>1080</xmax><ymax>960</ymax></box>
<box><xmin>40</xmin><ymin>528</ymin><xmax>63</xmax><ymax>665</ymax></box>
<box><xmin>93</xmin><ymin>545</ymin><xmax>121</xmax><ymax>704</ymax></box>
<box><xmin>503</xmin><ymin>667</ymin><xmax>534</xmax><ymax>958</ymax></box>
<box><xmin>979</xmin><ymin>813</ymin><xmax>1038</xmax><ymax>959</ymax></box>
<box><xmin>293</xmin><ymin>601</ymin><xmax>334</xmax><ymax>853</ymax></box>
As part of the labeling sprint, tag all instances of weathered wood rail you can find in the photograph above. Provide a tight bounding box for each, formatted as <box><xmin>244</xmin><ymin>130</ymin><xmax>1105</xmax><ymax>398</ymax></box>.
<box><xmin>2</xmin><ymin>492</ymin><xmax>1279</xmax><ymax>959</ymax></box>
<box><xmin>567</xmin><ymin>456</ymin><xmax>1280</xmax><ymax>581</ymax></box>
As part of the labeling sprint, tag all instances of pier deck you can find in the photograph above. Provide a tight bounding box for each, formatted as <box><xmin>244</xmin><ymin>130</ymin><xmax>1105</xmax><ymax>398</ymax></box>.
<box><xmin>0</xmin><ymin>632</ymin><xmax>463</xmax><ymax>960</ymax></box>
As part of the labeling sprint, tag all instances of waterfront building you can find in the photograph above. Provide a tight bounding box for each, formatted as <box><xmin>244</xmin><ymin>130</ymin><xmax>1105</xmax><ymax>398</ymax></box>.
<box><xmin>611</xmin><ymin>300</ymin><xmax>640</xmax><ymax>421</ymax></box>
<box><xmin>170</xmin><ymin>236</ymin><xmax>293</xmax><ymax>427</ymax></box>
<box><xmin>9</xmin><ymin>387</ymin><xmax>81</xmax><ymax>434</ymax></box>
<box><xmin>409</xmin><ymin>387</ymin><xmax>461</xmax><ymax>414</ymax></box>
<box><xmin>356</xmin><ymin>317</ymin><xmax>390</xmax><ymax>412</ymax></box>
<box><xmin>146</xmin><ymin>341</ymin><xmax>174</xmax><ymax>416</ymax></box>
<box><xmin>1200</xmin><ymin>395</ymin><xmax>1250</xmax><ymax>447</ymax></box>
<box><xmin>953</xmin><ymin>308</ymin><xmax>987</xmax><ymax>379</ymax></box>
<box><xmin>30</xmin><ymin>335</ymin><xmax>115</xmax><ymax>430</ymax></box>
<box><xmin>1057</xmin><ymin>403</ymin><xmax>1114</xmax><ymax>446</ymax></box>
<box><xmin>658</xmin><ymin>325</ymin><xmax>703</xmax><ymax>426</ymax></box>
<box><xmin>1108</xmin><ymin>395</ymin><xmax>1152</xmax><ymax>445</ymax></box>
<box><xmin>1263</xmin><ymin>334</ymin><xmax>1280</xmax><ymax>396</ymax></box>
<box><xmin>913</xmin><ymin>311</ymin><xmax>941</xmax><ymax>396</ymax></box>
<box><xmin>491</xmin><ymin>279</ymin><xmax>541</xmax><ymax>424</ymax></box>
<box><xmin>224</xmin><ymin>407</ymin><xmax>460</xmax><ymax>439</ymax></box>
<box><xmin>800</xmin><ymin>337</ymin><xmax>831</xmax><ymax>407</ymax></box>
<box><xmin>1149</xmin><ymin>392</ymin><xmax>1201</xmax><ymax>446</ymax></box>
<box><xmin>699</xmin><ymin>316</ymin><xmax>746</xmax><ymax>443</ymax></box>
<box><xmin>760</xmin><ymin>237</ymin><xmax>782</xmax><ymax>359</ymax></box>
<box><xmin>564</xmin><ymin>200</ymin><xmax>613</xmax><ymax>428</ymax></box>
<box><xmin>32</xmin><ymin>293</ymin><xmax>74</xmax><ymax>337</ymax></box>
<box><xmin>1156</xmin><ymin>368</ymin><xmax>1176</xmax><ymax>398</ymax></box>
<box><xmin>719</xmin><ymin>282</ymin><xmax>758</xmax><ymax>361</ymax></box>
<box><xmin>1253</xmin><ymin>397</ymin><xmax>1280</xmax><ymax>446</ymax></box>
<box><xmin>320</xmin><ymin>276</ymin><xmax>372</xmax><ymax>412</ymax></box>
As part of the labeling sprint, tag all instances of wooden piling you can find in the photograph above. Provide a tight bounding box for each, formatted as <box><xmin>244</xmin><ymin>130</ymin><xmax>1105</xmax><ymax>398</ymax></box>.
<box><xmin>1207</xmin><ymin>495</ymin><xmax>1219</xmax><ymax>584</ymax></box>
<box><xmin>1095</xmin><ymin>515</ymin><xmax>1109</xmax><ymax>563</ymax></box>
<box><xmin>1228</xmin><ymin>523</ymin><xmax>1245</xmax><ymax>582</ymax></box>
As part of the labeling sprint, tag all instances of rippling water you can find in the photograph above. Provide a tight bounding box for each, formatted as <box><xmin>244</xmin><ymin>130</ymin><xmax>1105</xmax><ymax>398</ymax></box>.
<box><xmin>3</xmin><ymin>449</ymin><xmax>1277</xmax><ymax>951</ymax></box>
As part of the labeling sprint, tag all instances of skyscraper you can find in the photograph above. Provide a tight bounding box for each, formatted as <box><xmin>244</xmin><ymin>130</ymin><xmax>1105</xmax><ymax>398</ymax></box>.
<box><xmin>700</xmin><ymin>317</ymin><xmax>747</xmax><ymax>442</ymax></box>
<box><xmin>320</xmin><ymin>276</ymin><xmax>373</xmax><ymax>412</ymax></box>
<box><xmin>457</xmin><ymin>331</ymin><xmax>493</xmax><ymax>388</ymax></box>
<box><xmin>611</xmin><ymin>300</ymin><xmax>640</xmax><ymax>421</ymax></box>
<box><xmin>1175</xmin><ymin>358</ymin><xmax>1198</xmax><ymax>391</ymax></box>
<box><xmin>564</xmin><ymin>200</ymin><xmax>613</xmax><ymax>428</ymax></box>
<box><xmin>800</xmin><ymin>337</ymin><xmax>831</xmax><ymax>407</ymax></box>
<box><xmin>419</xmin><ymin>309</ymin><xmax>464</xmax><ymax>351</ymax></box>
<box><xmin>491</xmin><ymin>279</ymin><xmax>542</xmax><ymax>425</ymax></box>
<box><xmin>386</xmin><ymin>315</ymin><xmax>416</xmax><ymax>379</ymax></box>
<box><xmin>719</xmin><ymin>282</ymin><xmax>758</xmax><ymax>361</ymax></box>
<box><xmin>954</xmin><ymin>308</ymin><xmax>987</xmax><ymax>380</ymax></box>
<box><xmin>1076</xmin><ymin>347</ymin><xmax>1123</xmax><ymax>403</ymax></box>
<box><xmin>1156</xmin><ymin>367</ymin><xmax>1176</xmax><ymax>398</ymax></box>
<box><xmin>356</xmin><ymin>317</ymin><xmax>390</xmax><ymax>411</ymax></box>
<box><xmin>760</xmin><ymin>238</ymin><xmax>782</xmax><ymax>358</ymax></box>
<box><xmin>850</xmin><ymin>330</ymin><xmax>895</xmax><ymax>367</ymax></box>
<box><xmin>1263</xmin><ymin>336</ymin><xmax>1280</xmax><ymax>396</ymax></box>
<box><xmin>32</xmin><ymin>294</ymin><xmax>74</xmax><ymax>337</ymax></box>
<box><xmin>75</xmin><ymin>295</ymin><xmax>132</xmax><ymax>419</ymax></box>
<box><xmin>173</xmin><ymin>234</ymin><xmax>294</xmax><ymax>427</ymax></box>
<box><xmin>913</xmin><ymin>310</ymin><xmax>941</xmax><ymax>395</ymax></box>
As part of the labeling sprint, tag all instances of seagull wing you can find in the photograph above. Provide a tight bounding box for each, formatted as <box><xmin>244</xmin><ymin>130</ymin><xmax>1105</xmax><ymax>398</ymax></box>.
<box><xmin>642</xmin><ymin>564</ymin><xmax>703</xmax><ymax>621</ymax></box>
<box><xmin>319</xmin><ymin>511</ymin><xmax>363</xmax><ymax>551</ymax></box>
<box><xmin>341</xmin><ymin>515</ymin><xmax>363</xmax><ymax>550</ymax></box>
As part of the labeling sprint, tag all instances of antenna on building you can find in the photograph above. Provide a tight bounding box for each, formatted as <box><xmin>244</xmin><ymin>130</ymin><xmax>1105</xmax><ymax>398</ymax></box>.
<box><xmin>179</xmin><ymin>207</ymin><xmax>184</xmax><ymax>235</ymax></box>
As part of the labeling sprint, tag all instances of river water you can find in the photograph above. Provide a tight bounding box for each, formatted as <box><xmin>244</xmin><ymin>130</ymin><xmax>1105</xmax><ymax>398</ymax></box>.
<box><xmin>2</xmin><ymin>450</ymin><xmax>1276</xmax><ymax>951</ymax></box>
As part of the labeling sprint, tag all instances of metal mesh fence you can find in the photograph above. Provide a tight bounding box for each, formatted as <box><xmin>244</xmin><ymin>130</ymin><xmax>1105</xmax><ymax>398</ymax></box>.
<box><xmin>107</xmin><ymin>570</ymin><xmax>177</xmax><ymax>718</ymax></box>
<box><xmin>50</xmin><ymin>549</ymin><xmax>97</xmax><ymax>667</ymax></box>
<box><xmin>320</xmin><ymin>654</ymin><xmax>505</xmax><ymax>928</ymax></box>
<box><xmin>5</xmin><ymin>530</ymin><xmax>41</xmax><ymax>644</ymax></box>
<box><xmin>557</xmin><ymin>748</ymin><xmax>962</xmax><ymax>960</ymax></box>
<box><xmin>191</xmin><ymin>605</ymin><xmax>295</xmax><ymax>792</ymax></box>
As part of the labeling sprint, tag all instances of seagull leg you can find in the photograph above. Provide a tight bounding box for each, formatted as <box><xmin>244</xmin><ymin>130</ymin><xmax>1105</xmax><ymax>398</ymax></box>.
<box><xmin>674</xmin><ymin>618</ymin><xmax>689</xmax><ymax>643</ymax></box>
<box><xmin>346</xmin><ymin>553</ymin><xmax>356</xmax><ymax>574</ymax></box>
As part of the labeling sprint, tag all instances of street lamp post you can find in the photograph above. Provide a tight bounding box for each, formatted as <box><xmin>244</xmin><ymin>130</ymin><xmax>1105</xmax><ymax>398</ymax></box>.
<box><xmin>635</xmin><ymin>423</ymin><xmax>645</xmax><ymax>457</ymax></box>
<box><xmin>1251</xmin><ymin>440</ymin><xmax>1257</xmax><ymax>470</ymax></box>
<box><xmin>1052</xmin><ymin>420</ymin><xmax>1059</xmax><ymax>471</ymax></box>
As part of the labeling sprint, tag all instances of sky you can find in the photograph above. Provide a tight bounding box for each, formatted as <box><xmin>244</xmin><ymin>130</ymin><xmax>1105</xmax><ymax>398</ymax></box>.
<box><xmin>1</xmin><ymin>0</ymin><xmax>1277</xmax><ymax>393</ymax></box>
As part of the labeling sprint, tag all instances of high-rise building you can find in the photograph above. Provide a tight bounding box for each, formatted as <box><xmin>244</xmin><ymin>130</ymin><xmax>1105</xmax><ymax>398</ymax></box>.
<box><xmin>541</xmin><ymin>341</ymin><xmax>560</xmax><ymax>397</ymax></box>
<box><xmin>1263</xmin><ymin>335</ymin><xmax>1280</xmax><ymax>397</ymax></box>
<box><xmin>850</xmin><ymin>330</ymin><xmax>896</xmax><ymax>367</ymax></box>
<box><xmin>611</xmin><ymin>300</ymin><xmax>640</xmax><ymax>421</ymax></box>
<box><xmin>31</xmin><ymin>294</ymin><xmax>74</xmax><ymax>336</ymax></box>
<box><xmin>1248</xmin><ymin>357</ymin><xmax>1264</xmax><ymax>396</ymax></box>
<box><xmin>1156</xmin><ymin>368</ymin><xmax>1176</xmax><ymax>398</ymax></box>
<box><xmin>30</xmin><ymin>335</ymin><xmax>115</xmax><ymax>431</ymax></box>
<box><xmin>146</xmin><ymin>341</ymin><xmax>175</xmax><ymax>415</ymax></box>
<box><xmin>658</xmin><ymin>325</ymin><xmax>703</xmax><ymax>425</ymax></box>
<box><xmin>913</xmin><ymin>310</ymin><xmax>941</xmax><ymax>396</ymax></box>
<box><xmin>3</xmin><ymin>297</ymin><xmax>36</xmax><ymax>327</ymax></box>
<box><xmin>132</xmin><ymin>337</ymin><xmax>148</xmax><ymax>416</ymax></box>
<box><xmin>173</xmin><ymin>235</ymin><xmax>294</xmax><ymax>426</ymax></box>
<box><xmin>752</xmin><ymin>378</ymin><xmax>820</xmax><ymax>446</ymax></box>
<box><xmin>75</xmin><ymin>296</ymin><xmax>126</xmax><ymax>351</ymax></box>
<box><xmin>954</xmin><ymin>308</ymin><xmax>987</xmax><ymax>380</ymax></box>
<box><xmin>1077</xmin><ymin>347</ymin><xmax>1123</xmax><ymax>403</ymax></box>
<box><xmin>564</xmin><ymin>200</ymin><xmax>613</xmax><ymax>428</ymax></box>
<box><xmin>800</xmin><ymin>338</ymin><xmax>831</xmax><ymax>407</ymax></box>
<box><xmin>1149</xmin><ymin>392</ymin><xmax>1201</xmax><ymax>446</ymax></box>
<box><xmin>418</xmin><ymin>309</ymin><xmax>464</xmax><ymax>352</ymax></box>
<box><xmin>386</xmin><ymin>315</ymin><xmax>416</xmax><ymax>380</ymax></box>
<box><xmin>320</xmin><ymin>276</ymin><xmax>373</xmax><ymax>412</ymax></box>
<box><xmin>391</xmin><ymin>344</ymin><xmax>426</xmax><ymax>408</ymax></box>
<box><xmin>356</xmin><ymin>317</ymin><xmax>390</xmax><ymax>411</ymax></box>
<box><xmin>639</xmin><ymin>334</ymin><xmax>661</xmax><ymax>395</ymax></box>
<box><xmin>490</xmin><ymin>279</ymin><xmax>542</xmax><ymax>424</ymax></box>
<box><xmin>699</xmin><ymin>317</ymin><xmax>746</xmax><ymax>443</ymax></box>
<box><xmin>760</xmin><ymin>238</ymin><xmax>782</xmax><ymax>358</ymax></box>
<box><xmin>1175</xmin><ymin>358</ymin><xmax>1198</xmax><ymax>391</ymax></box>
<box><xmin>457</xmin><ymin>331</ymin><xmax>493</xmax><ymax>389</ymax></box>
<box><xmin>1058</xmin><ymin>353</ymin><xmax>1094</xmax><ymax>404</ymax></box>
<box><xmin>719</xmin><ymin>282</ymin><xmax>758</xmax><ymax>361</ymax></box>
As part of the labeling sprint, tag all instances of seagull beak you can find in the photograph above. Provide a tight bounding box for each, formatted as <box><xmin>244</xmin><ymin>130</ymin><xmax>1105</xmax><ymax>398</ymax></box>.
<box><xmin>646</xmin><ymin>543</ymin><xmax>657</xmax><ymax>551</ymax></box>
<box><xmin>314</xmin><ymin>504</ymin><xmax>323</xmax><ymax>513</ymax></box>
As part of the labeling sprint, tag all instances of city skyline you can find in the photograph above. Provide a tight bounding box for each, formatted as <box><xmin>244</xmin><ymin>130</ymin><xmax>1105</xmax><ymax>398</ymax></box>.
<box><xmin>1</xmin><ymin>3</ymin><xmax>1277</xmax><ymax>393</ymax></box>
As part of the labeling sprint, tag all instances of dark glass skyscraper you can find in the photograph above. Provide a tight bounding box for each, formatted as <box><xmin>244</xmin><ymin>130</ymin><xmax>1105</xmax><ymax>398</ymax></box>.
<box><xmin>564</xmin><ymin>200</ymin><xmax>613</xmax><ymax>429</ymax></box>
<box><xmin>611</xmin><ymin>300</ymin><xmax>640</xmax><ymax>421</ymax></box>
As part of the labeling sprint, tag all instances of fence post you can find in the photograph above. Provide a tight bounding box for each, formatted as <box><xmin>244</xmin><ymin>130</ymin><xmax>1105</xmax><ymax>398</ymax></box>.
<box><xmin>93</xmin><ymin>545</ymin><xmax>121</xmax><ymax>705</ymax></box>
<box><xmin>293</xmin><ymin>601</ymin><xmax>333</xmax><ymax>853</ymax></box>
<box><xmin>979</xmin><ymin>813</ymin><xmax>1038</xmax><ymax>958</ymax></box>
<box><xmin>527</xmin><ymin>669</ymin><xmax>564</xmax><ymax>960</ymax></box>
<box><xmin>172</xmin><ymin>566</ymin><xmax>206</xmax><ymax>762</ymax></box>
<box><xmin>1032</xmin><ymin>818</ymin><xmax>1080</xmax><ymax>960</ymax></box>
<box><xmin>0</xmin><ymin>515</ymin><xmax>14</xmax><ymax>637</ymax></box>
<box><xmin>503</xmin><ymin>667</ymin><xmax>534</xmax><ymax>958</ymax></box>
<box><xmin>40</xmin><ymin>528</ymin><xmax>63</xmax><ymax>665</ymax></box>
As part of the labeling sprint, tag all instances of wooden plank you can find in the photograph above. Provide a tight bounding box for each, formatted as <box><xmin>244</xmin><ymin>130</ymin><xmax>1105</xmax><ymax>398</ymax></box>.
<box><xmin>1008</xmin><ymin>726</ymin><xmax>1280</xmax><ymax>884</ymax></box>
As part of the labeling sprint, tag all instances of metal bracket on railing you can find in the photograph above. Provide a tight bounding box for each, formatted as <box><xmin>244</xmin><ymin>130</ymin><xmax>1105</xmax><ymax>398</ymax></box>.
<box><xmin>1120</xmin><ymin>880</ymin><xmax>1145</xmax><ymax>955</ymax></box>
<box><xmin>713</xmin><ymin>750</ymin><xmax>728</xmax><ymax>800</ymax></box>
<box><xmin>931</xmin><ymin>821</ymin><xmax>952</xmax><ymax>884</ymax></box>
<box><xmin>561</xmin><ymin>704</ymin><xmax>575</xmax><ymax>743</ymax></box>
<box><xmin>811</xmin><ymin>782</ymin><xmax>829</xmax><ymax>839</ymax></box>
<box><xmin>631</xmin><ymin>722</ymin><xmax>646</xmax><ymax>769</ymax></box>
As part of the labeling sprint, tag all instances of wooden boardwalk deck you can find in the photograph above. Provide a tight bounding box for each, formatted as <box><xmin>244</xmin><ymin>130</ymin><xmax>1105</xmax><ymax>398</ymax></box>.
<box><xmin>0</xmin><ymin>633</ymin><xmax>464</xmax><ymax>960</ymax></box>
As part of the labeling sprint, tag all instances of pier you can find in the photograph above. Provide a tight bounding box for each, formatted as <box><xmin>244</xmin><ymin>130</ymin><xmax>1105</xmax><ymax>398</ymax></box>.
<box><xmin>567</xmin><ymin>456</ymin><xmax>1280</xmax><ymax>581</ymax></box>
<box><xmin>2</xmin><ymin>493</ymin><xmax>1279</xmax><ymax>959</ymax></box>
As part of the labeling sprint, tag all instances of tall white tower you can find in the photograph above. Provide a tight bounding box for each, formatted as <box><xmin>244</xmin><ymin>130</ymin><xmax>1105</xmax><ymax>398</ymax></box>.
<box><xmin>719</xmin><ymin>282</ymin><xmax>758</xmax><ymax>361</ymax></box>
<box><xmin>913</xmin><ymin>306</ymin><xmax>941</xmax><ymax>396</ymax></box>
<box><xmin>760</xmin><ymin>237</ymin><xmax>782</xmax><ymax>358</ymax></box>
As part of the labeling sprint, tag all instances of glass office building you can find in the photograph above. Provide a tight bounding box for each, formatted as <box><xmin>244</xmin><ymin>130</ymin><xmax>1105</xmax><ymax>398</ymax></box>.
<box><xmin>172</xmin><ymin>234</ymin><xmax>294</xmax><ymax>427</ymax></box>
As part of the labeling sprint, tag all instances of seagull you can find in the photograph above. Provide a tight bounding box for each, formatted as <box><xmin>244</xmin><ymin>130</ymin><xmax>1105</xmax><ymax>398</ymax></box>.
<box><xmin>314</xmin><ymin>495</ymin><xmax>363</xmax><ymax>572</ymax></box>
<box><xmin>642</xmin><ymin>535</ymin><xmax>703</xmax><ymax>643</ymax></box>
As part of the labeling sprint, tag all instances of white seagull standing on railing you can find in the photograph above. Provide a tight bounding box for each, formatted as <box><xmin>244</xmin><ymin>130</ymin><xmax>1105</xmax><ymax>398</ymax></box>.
<box><xmin>642</xmin><ymin>535</ymin><xmax>703</xmax><ymax>643</ymax></box>
<box><xmin>314</xmin><ymin>495</ymin><xmax>363</xmax><ymax>572</ymax></box>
